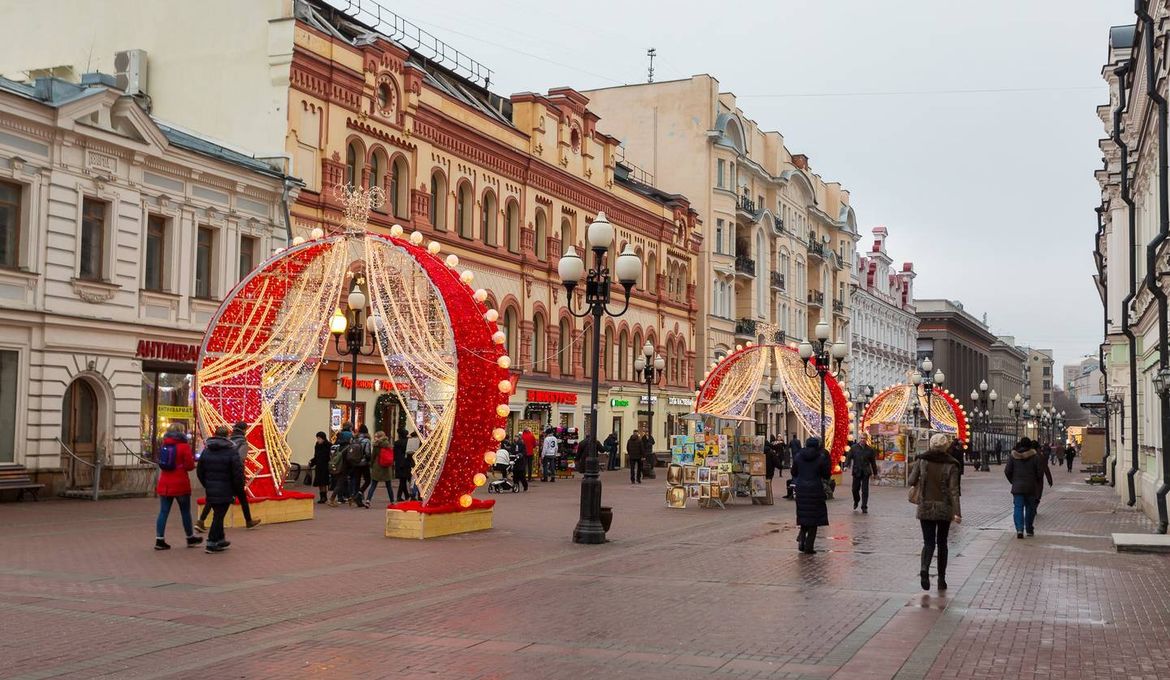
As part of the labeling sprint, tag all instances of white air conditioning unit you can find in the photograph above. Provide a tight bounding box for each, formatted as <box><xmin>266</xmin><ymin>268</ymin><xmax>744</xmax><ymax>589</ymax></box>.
<box><xmin>114</xmin><ymin>49</ymin><xmax>148</xmax><ymax>97</ymax></box>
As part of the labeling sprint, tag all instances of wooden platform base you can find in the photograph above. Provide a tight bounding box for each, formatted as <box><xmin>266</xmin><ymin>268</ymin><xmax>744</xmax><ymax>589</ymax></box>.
<box><xmin>385</xmin><ymin>507</ymin><xmax>493</xmax><ymax>539</ymax></box>
<box><xmin>223</xmin><ymin>496</ymin><xmax>314</xmax><ymax>528</ymax></box>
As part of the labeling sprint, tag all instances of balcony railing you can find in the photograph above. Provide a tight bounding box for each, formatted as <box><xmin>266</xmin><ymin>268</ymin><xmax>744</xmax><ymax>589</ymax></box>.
<box><xmin>735</xmin><ymin>318</ymin><xmax>757</xmax><ymax>337</ymax></box>
<box><xmin>807</xmin><ymin>290</ymin><xmax>824</xmax><ymax>306</ymax></box>
<box><xmin>833</xmin><ymin>299</ymin><xmax>845</xmax><ymax>314</ymax></box>
<box><xmin>770</xmin><ymin>271</ymin><xmax>785</xmax><ymax>290</ymax></box>
<box><xmin>808</xmin><ymin>239</ymin><xmax>826</xmax><ymax>259</ymax></box>
<box><xmin>737</xmin><ymin>194</ymin><xmax>758</xmax><ymax>215</ymax></box>
<box><xmin>735</xmin><ymin>255</ymin><xmax>756</xmax><ymax>276</ymax></box>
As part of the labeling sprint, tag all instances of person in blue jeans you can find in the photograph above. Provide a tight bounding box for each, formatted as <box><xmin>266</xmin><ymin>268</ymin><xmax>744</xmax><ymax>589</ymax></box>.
<box><xmin>1004</xmin><ymin>437</ymin><xmax>1045</xmax><ymax>538</ymax></box>
<box><xmin>540</xmin><ymin>429</ymin><xmax>559</xmax><ymax>482</ymax></box>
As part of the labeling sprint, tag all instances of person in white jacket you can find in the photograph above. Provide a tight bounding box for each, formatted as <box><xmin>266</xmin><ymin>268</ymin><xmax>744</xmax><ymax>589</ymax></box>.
<box><xmin>540</xmin><ymin>429</ymin><xmax>559</xmax><ymax>482</ymax></box>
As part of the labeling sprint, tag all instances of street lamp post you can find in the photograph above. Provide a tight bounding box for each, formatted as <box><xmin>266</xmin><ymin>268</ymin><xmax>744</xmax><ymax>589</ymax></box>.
<box><xmin>970</xmin><ymin>380</ymin><xmax>996</xmax><ymax>472</ymax></box>
<box><xmin>853</xmin><ymin>385</ymin><xmax>874</xmax><ymax>442</ymax></box>
<box><xmin>770</xmin><ymin>378</ymin><xmax>788</xmax><ymax>442</ymax></box>
<box><xmin>798</xmin><ymin>319</ymin><xmax>849</xmax><ymax>446</ymax></box>
<box><xmin>559</xmin><ymin>213</ymin><xmax>642</xmax><ymax>545</ymax></box>
<box><xmin>330</xmin><ymin>285</ymin><xmax>380</xmax><ymax>429</ymax></box>
<box><xmin>634</xmin><ymin>341</ymin><xmax>665</xmax><ymax>477</ymax></box>
<box><xmin>911</xmin><ymin>357</ymin><xmax>945</xmax><ymax>430</ymax></box>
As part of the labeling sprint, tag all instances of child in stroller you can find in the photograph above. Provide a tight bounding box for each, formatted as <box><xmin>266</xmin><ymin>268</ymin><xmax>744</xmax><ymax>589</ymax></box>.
<box><xmin>487</xmin><ymin>448</ymin><xmax>517</xmax><ymax>493</ymax></box>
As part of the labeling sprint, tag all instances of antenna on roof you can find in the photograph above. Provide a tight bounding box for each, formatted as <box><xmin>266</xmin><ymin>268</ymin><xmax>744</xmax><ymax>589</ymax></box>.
<box><xmin>647</xmin><ymin>48</ymin><xmax>656</xmax><ymax>83</ymax></box>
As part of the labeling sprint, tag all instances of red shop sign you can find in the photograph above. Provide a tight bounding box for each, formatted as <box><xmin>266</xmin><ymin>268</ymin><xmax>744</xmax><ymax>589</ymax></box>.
<box><xmin>340</xmin><ymin>376</ymin><xmax>411</xmax><ymax>392</ymax></box>
<box><xmin>136</xmin><ymin>340</ymin><xmax>199</xmax><ymax>363</ymax></box>
<box><xmin>526</xmin><ymin>389</ymin><xmax>577</xmax><ymax>405</ymax></box>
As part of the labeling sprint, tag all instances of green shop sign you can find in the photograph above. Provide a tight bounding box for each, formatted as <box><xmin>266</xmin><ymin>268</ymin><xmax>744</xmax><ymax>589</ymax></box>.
<box><xmin>610</xmin><ymin>398</ymin><xmax>630</xmax><ymax>407</ymax></box>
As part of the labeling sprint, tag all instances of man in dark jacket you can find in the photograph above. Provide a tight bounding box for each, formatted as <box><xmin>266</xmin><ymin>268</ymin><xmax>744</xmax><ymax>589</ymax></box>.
<box><xmin>847</xmin><ymin>438</ymin><xmax>879</xmax><ymax>513</ymax></box>
<box><xmin>196</xmin><ymin>422</ymin><xmax>260</xmax><ymax>531</ymax></box>
<box><xmin>604</xmin><ymin>432</ymin><xmax>619</xmax><ymax>470</ymax></box>
<box><xmin>1005</xmin><ymin>438</ymin><xmax>1045</xmax><ymax>538</ymax></box>
<box><xmin>348</xmin><ymin>425</ymin><xmax>373</xmax><ymax>508</ymax></box>
<box><xmin>626</xmin><ymin>431</ymin><xmax>644</xmax><ymax>484</ymax></box>
<box><xmin>196</xmin><ymin>425</ymin><xmax>245</xmax><ymax>553</ymax></box>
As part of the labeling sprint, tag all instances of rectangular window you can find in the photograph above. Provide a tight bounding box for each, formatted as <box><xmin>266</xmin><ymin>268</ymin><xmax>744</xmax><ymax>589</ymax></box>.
<box><xmin>239</xmin><ymin>235</ymin><xmax>257</xmax><ymax>281</ymax></box>
<box><xmin>1042</xmin><ymin>366</ymin><xmax>1051</xmax><ymax>376</ymax></box>
<box><xmin>0</xmin><ymin>350</ymin><xmax>16</xmax><ymax>463</ymax></box>
<box><xmin>717</xmin><ymin>160</ymin><xmax>725</xmax><ymax>188</ymax></box>
<box><xmin>144</xmin><ymin>214</ymin><xmax>166</xmax><ymax>291</ymax></box>
<box><xmin>79</xmin><ymin>198</ymin><xmax>106</xmax><ymax>280</ymax></box>
<box><xmin>195</xmin><ymin>227</ymin><xmax>214</xmax><ymax>298</ymax></box>
<box><xmin>715</xmin><ymin>219</ymin><xmax>724</xmax><ymax>254</ymax></box>
<box><xmin>0</xmin><ymin>180</ymin><xmax>21</xmax><ymax>268</ymax></box>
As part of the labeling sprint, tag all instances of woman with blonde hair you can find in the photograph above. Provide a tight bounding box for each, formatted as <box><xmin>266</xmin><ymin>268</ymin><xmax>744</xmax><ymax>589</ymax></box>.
<box><xmin>908</xmin><ymin>433</ymin><xmax>962</xmax><ymax>591</ymax></box>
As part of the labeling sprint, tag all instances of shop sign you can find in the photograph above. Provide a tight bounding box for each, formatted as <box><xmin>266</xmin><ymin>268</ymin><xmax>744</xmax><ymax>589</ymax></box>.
<box><xmin>668</xmin><ymin>397</ymin><xmax>694</xmax><ymax>406</ymax></box>
<box><xmin>136</xmin><ymin>340</ymin><xmax>199</xmax><ymax>363</ymax></box>
<box><xmin>610</xmin><ymin>398</ymin><xmax>630</xmax><ymax>407</ymax></box>
<box><xmin>527</xmin><ymin>389</ymin><xmax>577</xmax><ymax>405</ymax></box>
<box><xmin>157</xmin><ymin>405</ymin><xmax>193</xmax><ymax>420</ymax></box>
<box><xmin>639</xmin><ymin>395</ymin><xmax>659</xmax><ymax>404</ymax></box>
<box><xmin>339</xmin><ymin>376</ymin><xmax>410</xmax><ymax>392</ymax></box>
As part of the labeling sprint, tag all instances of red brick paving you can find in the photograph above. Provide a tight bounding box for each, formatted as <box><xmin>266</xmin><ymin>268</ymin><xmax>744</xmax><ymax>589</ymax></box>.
<box><xmin>0</xmin><ymin>467</ymin><xmax>1166</xmax><ymax>679</ymax></box>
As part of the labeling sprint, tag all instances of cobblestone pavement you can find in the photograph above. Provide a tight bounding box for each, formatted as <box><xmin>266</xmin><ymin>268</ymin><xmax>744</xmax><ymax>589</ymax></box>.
<box><xmin>1</xmin><ymin>465</ymin><xmax>1167</xmax><ymax>680</ymax></box>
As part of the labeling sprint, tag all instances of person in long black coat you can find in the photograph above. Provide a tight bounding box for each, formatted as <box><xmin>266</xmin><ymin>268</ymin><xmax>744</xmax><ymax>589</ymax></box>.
<box><xmin>791</xmin><ymin>436</ymin><xmax>830</xmax><ymax>554</ymax></box>
<box><xmin>311</xmin><ymin>431</ymin><xmax>331</xmax><ymax>504</ymax></box>
<box><xmin>196</xmin><ymin>425</ymin><xmax>244</xmax><ymax>553</ymax></box>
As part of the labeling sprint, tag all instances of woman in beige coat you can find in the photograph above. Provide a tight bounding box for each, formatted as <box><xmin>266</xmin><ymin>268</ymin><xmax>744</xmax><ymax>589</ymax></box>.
<box><xmin>908</xmin><ymin>433</ymin><xmax>962</xmax><ymax>591</ymax></box>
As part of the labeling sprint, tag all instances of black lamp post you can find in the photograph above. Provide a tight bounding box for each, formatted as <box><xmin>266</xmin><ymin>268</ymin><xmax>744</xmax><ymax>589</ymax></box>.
<box><xmin>559</xmin><ymin>212</ymin><xmax>642</xmax><ymax>545</ymax></box>
<box><xmin>634</xmin><ymin>341</ymin><xmax>664</xmax><ymax>476</ymax></box>
<box><xmin>798</xmin><ymin>319</ymin><xmax>848</xmax><ymax>446</ymax></box>
<box><xmin>970</xmin><ymin>380</ymin><xmax>996</xmax><ymax>472</ymax></box>
<box><xmin>769</xmin><ymin>378</ymin><xmax>788</xmax><ymax>442</ymax></box>
<box><xmin>330</xmin><ymin>283</ymin><xmax>379</xmax><ymax>429</ymax></box>
<box><xmin>911</xmin><ymin>357</ymin><xmax>945</xmax><ymax>430</ymax></box>
<box><xmin>852</xmin><ymin>385</ymin><xmax>874</xmax><ymax>442</ymax></box>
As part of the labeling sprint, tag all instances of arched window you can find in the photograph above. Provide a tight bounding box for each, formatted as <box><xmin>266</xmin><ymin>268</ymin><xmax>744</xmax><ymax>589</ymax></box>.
<box><xmin>559</xmin><ymin>217</ymin><xmax>573</xmax><ymax>254</ymax></box>
<box><xmin>481</xmin><ymin>190</ymin><xmax>498</xmax><ymax>246</ymax></box>
<box><xmin>457</xmin><ymin>182</ymin><xmax>473</xmax><ymax>238</ymax></box>
<box><xmin>645</xmin><ymin>252</ymin><xmax>657</xmax><ymax>292</ymax></box>
<box><xmin>345</xmin><ymin>142</ymin><xmax>361</xmax><ymax>187</ymax></box>
<box><xmin>533</xmin><ymin>313</ymin><xmax>547</xmax><ymax>372</ymax></box>
<box><xmin>505</xmin><ymin>200</ymin><xmax>520</xmax><ymax>253</ymax></box>
<box><xmin>582</xmin><ymin>323</ymin><xmax>593</xmax><ymax>378</ymax></box>
<box><xmin>603</xmin><ymin>327</ymin><xmax>614</xmax><ymax>380</ymax></box>
<box><xmin>559</xmin><ymin>318</ymin><xmax>573</xmax><ymax>376</ymax></box>
<box><xmin>535</xmin><ymin>209</ymin><xmax>547</xmax><ymax>259</ymax></box>
<box><xmin>503</xmin><ymin>307</ymin><xmax>518</xmax><ymax>363</ymax></box>
<box><xmin>430</xmin><ymin>170</ymin><xmax>448</xmax><ymax>230</ymax></box>
<box><xmin>369</xmin><ymin>150</ymin><xmax>386</xmax><ymax>209</ymax></box>
<box><xmin>617</xmin><ymin>330</ymin><xmax>628</xmax><ymax>381</ymax></box>
<box><xmin>631</xmin><ymin>331</ymin><xmax>642</xmax><ymax>377</ymax></box>
<box><xmin>390</xmin><ymin>156</ymin><xmax>409</xmax><ymax>219</ymax></box>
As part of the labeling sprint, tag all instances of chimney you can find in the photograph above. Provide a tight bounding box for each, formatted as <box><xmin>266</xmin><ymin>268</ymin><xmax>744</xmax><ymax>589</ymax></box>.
<box><xmin>791</xmin><ymin>154</ymin><xmax>809</xmax><ymax>170</ymax></box>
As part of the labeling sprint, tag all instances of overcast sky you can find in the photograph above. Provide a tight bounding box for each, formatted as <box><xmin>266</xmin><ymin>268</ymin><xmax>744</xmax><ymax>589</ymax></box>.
<box><xmin>369</xmin><ymin>0</ymin><xmax>1132</xmax><ymax>380</ymax></box>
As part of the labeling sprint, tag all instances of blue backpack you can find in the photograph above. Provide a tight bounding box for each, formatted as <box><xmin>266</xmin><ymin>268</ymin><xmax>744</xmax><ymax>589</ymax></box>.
<box><xmin>158</xmin><ymin>442</ymin><xmax>178</xmax><ymax>471</ymax></box>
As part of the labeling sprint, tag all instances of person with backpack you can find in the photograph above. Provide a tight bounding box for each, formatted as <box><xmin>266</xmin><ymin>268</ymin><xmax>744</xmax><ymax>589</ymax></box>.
<box><xmin>153</xmin><ymin>423</ymin><xmax>203</xmax><ymax>550</ymax></box>
<box><xmin>367</xmin><ymin>429</ymin><xmax>396</xmax><ymax>503</ymax></box>
<box><xmin>396</xmin><ymin>431</ymin><xmax>417</xmax><ymax>501</ymax></box>
<box><xmin>196</xmin><ymin>422</ymin><xmax>260</xmax><ymax>531</ymax></box>
<box><xmin>328</xmin><ymin>423</ymin><xmax>354</xmax><ymax>506</ymax></box>
<box><xmin>345</xmin><ymin>425</ymin><xmax>373</xmax><ymax>508</ymax></box>
<box><xmin>311</xmin><ymin>431</ymin><xmax>331</xmax><ymax>503</ymax></box>
<box><xmin>196</xmin><ymin>425</ymin><xmax>245</xmax><ymax>553</ymax></box>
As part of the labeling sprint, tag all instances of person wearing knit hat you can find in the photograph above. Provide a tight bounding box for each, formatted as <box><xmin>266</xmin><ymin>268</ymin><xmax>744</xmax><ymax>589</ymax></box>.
<box><xmin>908</xmin><ymin>433</ymin><xmax>962</xmax><ymax>591</ymax></box>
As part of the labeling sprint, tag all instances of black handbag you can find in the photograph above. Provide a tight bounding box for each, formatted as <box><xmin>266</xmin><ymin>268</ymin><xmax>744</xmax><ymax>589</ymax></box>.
<box><xmin>303</xmin><ymin>470</ymin><xmax>314</xmax><ymax>487</ymax></box>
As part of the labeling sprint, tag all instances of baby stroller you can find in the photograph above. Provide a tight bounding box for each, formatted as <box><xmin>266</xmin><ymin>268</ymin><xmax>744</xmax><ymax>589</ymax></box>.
<box><xmin>487</xmin><ymin>449</ymin><xmax>517</xmax><ymax>493</ymax></box>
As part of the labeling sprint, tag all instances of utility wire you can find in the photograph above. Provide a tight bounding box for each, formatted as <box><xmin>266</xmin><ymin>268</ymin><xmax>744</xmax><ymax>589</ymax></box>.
<box><xmin>739</xmin><ymin>86</ymin><xmax>1101</xmax><ymax>99</ymax></box>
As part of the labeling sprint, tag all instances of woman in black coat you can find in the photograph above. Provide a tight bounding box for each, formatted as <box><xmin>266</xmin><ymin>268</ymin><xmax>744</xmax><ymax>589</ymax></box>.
<box><xmin>311</xmin><ymin>431</ymin><xmax>332</xmax><ymax>504</ymax></box>
<box><xmin>791</xmin><ymin>436</ymin><xmax>831</xmax><ymax>554</ymax></box>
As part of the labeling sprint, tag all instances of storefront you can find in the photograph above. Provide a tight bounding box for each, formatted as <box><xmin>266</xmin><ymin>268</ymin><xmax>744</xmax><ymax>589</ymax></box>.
<box><xmin>136</xmin><ymin>340</ymin><xmax>198</xmax><ymax>458</ymax></box>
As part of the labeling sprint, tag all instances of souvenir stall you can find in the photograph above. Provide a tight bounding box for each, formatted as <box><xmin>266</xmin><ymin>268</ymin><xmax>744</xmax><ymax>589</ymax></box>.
<box><xmin>665</xmin><ymin>342</ymin><xmax>848</xmax><ymax>510</ymax></box>
<box><xmin>859</xmin><ymin>383</ymin><xmax>970</xmax><ymax>487</ymax></box>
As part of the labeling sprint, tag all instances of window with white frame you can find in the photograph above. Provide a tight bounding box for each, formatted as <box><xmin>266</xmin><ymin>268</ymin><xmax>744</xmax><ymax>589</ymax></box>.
<box><xmin>0</xmin><ymin>180</ymin><xmax>22</xmax><ymax>269</ymax></box>
<box><xmin>79</xmin><ymin>197</ymin><xmax>107</xmax><ymax>281</ymax></box>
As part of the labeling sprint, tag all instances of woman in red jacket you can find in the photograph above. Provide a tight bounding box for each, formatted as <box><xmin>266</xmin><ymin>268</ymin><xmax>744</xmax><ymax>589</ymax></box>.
<box><xmin>154</xmin><ymin>423</ymin><xmax>204</xmax><ymax>550</ymax></box>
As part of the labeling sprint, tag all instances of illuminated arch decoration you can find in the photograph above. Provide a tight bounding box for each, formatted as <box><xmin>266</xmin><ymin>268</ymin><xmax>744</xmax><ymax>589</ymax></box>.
<box><xmin>695</xmin><ymin>343</ymin><xmax>849</xmax><ymax>471</ymax></box>
<box><xmin>859</xmin><ymin>383</ymin><xmax>970</xmax><ymax>446</ymax></box>
<box><xmin>196</xmin><ymin>225</ymin><xmax>510</xmax><ymax>509</ymax></box>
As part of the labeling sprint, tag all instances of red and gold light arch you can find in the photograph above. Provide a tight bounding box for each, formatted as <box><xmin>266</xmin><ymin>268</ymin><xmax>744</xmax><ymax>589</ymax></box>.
<box><xmin>859</xmin><ymin>383</ymin><xmax>970</xmax><ymax>446</ymax></box>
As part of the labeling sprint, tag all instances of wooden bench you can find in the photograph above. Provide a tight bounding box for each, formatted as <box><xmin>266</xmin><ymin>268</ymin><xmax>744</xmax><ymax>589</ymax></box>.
<box><xmin>0</xmin><ymin>466</ymin><xmax>45</xmax><ymax>501</ymax></box>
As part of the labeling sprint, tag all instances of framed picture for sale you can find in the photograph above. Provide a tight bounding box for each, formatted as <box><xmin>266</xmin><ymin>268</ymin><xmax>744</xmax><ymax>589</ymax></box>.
<box><xmin>687</xmin><ymin>484</ymin><xmax>700</xmax><ymax>499</ymax></box>
<box><xmin>683</xmin><ymin>465</ymin><xmax>698</xmax><ymax>485</ymax></box>
<box><xmin>748</xmin><ymin>453</ymin><xmax>766</xmax><ymax>476</ymax></box>
<box><xmin>697</xmin><ymin>466</ymin><xmax>711</xmax><ymax>484</ymax></box>
<box><xmin>717</xmin><ymin>472</ymin><xmax>731</xmax><ymax>487</ymax></box>
<box><xmin>699</xmin><ymin>484</ymin><xmax>711</xmax><ymax>499</ymax></box>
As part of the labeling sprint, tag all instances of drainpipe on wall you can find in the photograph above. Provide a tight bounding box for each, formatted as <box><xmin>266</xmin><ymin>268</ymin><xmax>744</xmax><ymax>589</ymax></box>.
<box><xmin>280</xmin><ymin>177</ymin><xmax>296</xmax><ymax>246</ymax></box>
<box><xmin>1136</xmin><ymin>1</ymin><xmax>1170</xmax><ymax>533</ymax></box>
<box><xmin>1095</xmin><ymin>205</ymin><xmax>1114</xmax><ymax>486</ymax></box>
<box><xmin>1113</xmin><ymin>59</ymin><xmax>1140</xmax><ymax>507</ymax></box>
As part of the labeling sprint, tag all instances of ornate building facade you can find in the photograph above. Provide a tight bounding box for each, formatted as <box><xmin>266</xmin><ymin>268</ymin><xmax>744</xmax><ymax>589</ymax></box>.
<box><xmin>1096</xmin><ymin>9</ymin><xmax>1170</xmax><ymax>529</ymax></box>
<box><xmin>848</xmin><ymin>227</ymin><xmax>918</xmax><ymax>406</ymax></box>
<box><xmin>582</xmin><ymin>76</ymin><xmax>861</xmax><ymax>438</ymax></box>
<box><xmin>0</xmin><ymin>75</ymin><xmax>294</xmax><ymax>492</ymax></box>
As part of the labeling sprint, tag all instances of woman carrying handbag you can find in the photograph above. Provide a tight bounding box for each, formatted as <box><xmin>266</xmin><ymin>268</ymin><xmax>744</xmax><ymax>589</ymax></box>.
<box><xmin>907</xmin><ymin>433</ymin><xmax>962</xmax><ymax>591</ymax></box>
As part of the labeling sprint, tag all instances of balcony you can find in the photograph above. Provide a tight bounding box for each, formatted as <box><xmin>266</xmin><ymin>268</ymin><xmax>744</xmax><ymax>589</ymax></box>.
<box><xmin>772</xmin><ymin>330</ymin><xmax>787</xmax><ymax>344</ymax></box>
<box><xmin>736</xmin><ymin>194</ymin><xmax>759</xmax><ymax>220</ymax></box>
<box><xmin>734</xmin><ymin>255</ymin><xmax>756</xmax><ymax>277</ymax></box>
<box><xmin>807</xmin><ymin>290</ymin><xmax>824</xmax><ymax>307</ymax></box>
<box><xmin>735</xmin><ymin>318</ymin><xmax>758</xmax><ymax>338</ymax></box>
<box><xmin>833</xmin><ymin>299</ymin><xmax>845</xmax><ymax>314</ymax></box>
<box><xmin>770</xmin><ymin>271</ymin><xmax>785</xmax><ymax>290</ymax></box>
<box><xmin>807</xmin><ymin>238</ymin><xmax>827</xmax><ymax>261</ymax></box>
